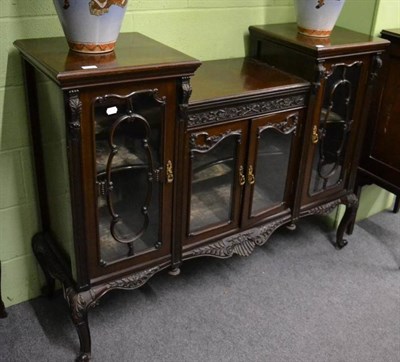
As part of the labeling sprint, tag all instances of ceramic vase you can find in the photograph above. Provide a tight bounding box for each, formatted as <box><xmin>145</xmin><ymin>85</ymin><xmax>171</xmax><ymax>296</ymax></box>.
<box><xmin>53</xmin><ymin>0</ymin><xmax>128</xmax><ymax>53</ymax></box>
<box><xmin>294</xmin><ymin>0</ymin><xmax>346</xmax><ymax>37</ymax></box>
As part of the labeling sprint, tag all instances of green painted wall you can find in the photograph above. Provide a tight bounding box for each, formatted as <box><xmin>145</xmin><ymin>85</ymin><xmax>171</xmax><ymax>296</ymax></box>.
<box><xmin>373</xmin><ymin>0</ymin><xmax>400</xmax><ymax>35</ymax></box>
<box><xmin>337</xmin><ymin>0</ymin><xmax>378</xmax><ymax>34</ymax></box>
<box><xmin>0</xmin><ymin>0</ymin><xmax>396</xmax><ymax>307</ymax></box>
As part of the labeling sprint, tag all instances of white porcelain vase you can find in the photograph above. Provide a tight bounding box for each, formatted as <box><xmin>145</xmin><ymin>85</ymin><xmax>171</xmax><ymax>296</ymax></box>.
<box><xmin>294</xmin><ymin>0</ymin><xmax>346</xmax><ymax>37</ymax></box>
<box><xmin>53</xmin><ymin>0</ymin><xmax>128</xmax><ymax>53</ymax></box>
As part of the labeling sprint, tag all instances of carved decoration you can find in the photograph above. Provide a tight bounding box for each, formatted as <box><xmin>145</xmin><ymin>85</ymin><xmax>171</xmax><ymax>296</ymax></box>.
<box><xmin>65</xmin><ymin>266</ymin><xmax>161</xmax><ymax>324</ymax></box>
<box><xmin>312</xmin><ymin>62</ymin><xmax>326</xmax><ymax>95</ymax></box>
<box><xmin>67</xmin><ymin>89</ymin><xmax>82</xmax><ymax>141</ymax></box>
<box><xmin>189</xmin><ymin>215</ymin><xmax>291</xmax><ymax>259</ymax></box>
<box><xmin>300</xmin><ymin>198</ymin><xmax>342</xmax><ymax>217</ymax></box>
<box><xmin>188</xmin><ymin>95</ymin><xmax>306</xmax><ymax>127</ymax></box>
<box><xmin>179</xmin><ymin>76</ymin><xmax>192</xmax><ymax>120</ymax></box>
<box><xmin>323</xmin><ymin>61</ymin><xmax>362</xmax><ymax>79</ymax></box>
<box><xmin>370</xmin><ymin>54</ymin><xmax>383</xmax><ymax>81</ymax></box>
<box><xmin>190</xmin><ymin>129</ymin><xmax>242</xmax><ymax>151</ymax></box>
<box><xmin>258</xmin><ymin>113</ymin><xmax>299</xmax><ymax>137</ymax></box>
<box><xmin>343</xmin><ymin>192</ymin><xmax>359</xmax><ymax>208</ymax></box>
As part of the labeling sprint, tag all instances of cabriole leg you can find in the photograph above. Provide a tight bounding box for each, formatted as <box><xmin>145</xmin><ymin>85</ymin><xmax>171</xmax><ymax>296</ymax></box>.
<box><xmin>32</xmin><ymin>233</ymin><xmax>56</xmax><ymax>297</ymax></box>
<box><xmin>65</xmin><ymin>287</ymin><xmax>93</xmax><ymax>361</ymax></box>
<box><xmin>336</xmin><ymin>194</ymin><xmax>359</xmax><ymax>249</ymax></box>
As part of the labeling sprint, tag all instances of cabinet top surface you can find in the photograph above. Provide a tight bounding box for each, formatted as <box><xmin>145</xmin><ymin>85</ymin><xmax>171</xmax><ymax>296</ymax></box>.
<box><xmin>381</xmin><ymin>29</ymin><xmax>400</xmax><ymax>39</ymax></box>
<box><xmin>249</xmin><ymin>23</ymin><xmax>390</xmax><ymax>57</ymax></box>
<box><xmin>190</xmin><ymin>57</ymin><xmax>309</xmax><ymax>105</ymax></box>
<box><xmin>14</xmin><ymin>33</ymin><xmax>201</xmax><ymax>87</ymax></box>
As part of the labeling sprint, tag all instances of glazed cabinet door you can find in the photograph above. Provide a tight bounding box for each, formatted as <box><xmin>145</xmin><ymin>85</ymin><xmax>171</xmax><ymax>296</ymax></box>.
<box><xmin>242</xmin><ymin>110</ymin><xmax>302</xmax><ymax>226</ymax></box>
<box><xmin>89</xmin><ymin>84</ymin><xmax>175</xmax><ymax>277</ymax></box>
<box><xmin>182</xmin><ymin>122</ymin><xmax>247</xmax><ymax>246</ymax></box>
<box><xmin>302</xmin><ymin>59</ymin><xmax>366</xmax><ymax>205</ymax></box>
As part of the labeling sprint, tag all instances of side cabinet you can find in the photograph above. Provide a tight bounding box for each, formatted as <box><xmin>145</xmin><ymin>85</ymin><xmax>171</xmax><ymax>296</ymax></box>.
<box><xmin>249</xmin><ymin>23</ymin><xmax>389</xmax><ymax>247</ymax></box>
<box><xmin>182</xmin><ymin>58</ymin><xmax>309</xmax><ymax>257</ymax></box>
<box><xmin>14</xmin><ymin>28</ymin><xmax>388</xmax><ymax>361</ymax></box>
<box><xmin>14</xmin><ymin>33</ymin><xmax>200</xmax><ymax>361</ymax></box>
<box><xmin>356</xmin><ymin>29</ymin><xmax>400</xmax><ymax>213</ymax></box>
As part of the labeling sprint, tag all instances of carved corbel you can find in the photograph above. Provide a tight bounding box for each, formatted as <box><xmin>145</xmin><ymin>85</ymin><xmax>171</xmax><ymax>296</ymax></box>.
<box><xmin>370</xmin><ymin>54</ymin><xmax>383</xmax><ymax>82</ymax></box>
<box><xmin>66</xmin><ymin>89</ymin><xmax>82</xmax><ymax>141</ymax></box>
<box><xmin>312</xmin><ymin>62</ymin><xmax>326</xmax><ymax>95</ymax></box>
<box><xmin>178</xmin><ymin>76</ymin><xmax>192</xmax><ymax>120</ymax></box>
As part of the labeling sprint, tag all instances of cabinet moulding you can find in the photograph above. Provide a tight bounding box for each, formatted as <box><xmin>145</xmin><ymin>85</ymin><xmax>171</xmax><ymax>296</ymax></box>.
<box><xmin>189</xmin><ymin>215</ymin><xmax>292</xmax><ymax>259</ymax></box>
<box><xmin>188</xmin><ymin>95</ymin><xmax>306</xmax><ymax>127</ymax></box>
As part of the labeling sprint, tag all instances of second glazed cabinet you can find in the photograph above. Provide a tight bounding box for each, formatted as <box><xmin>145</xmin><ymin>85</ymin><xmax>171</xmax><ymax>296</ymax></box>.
<box><xmin>356</xmin><ymin>29</ymin><xmax>400</xmax><ymax>214</ymax></box>
<box><xmin>14</xmin><ymin>25</ymin><xmax>389</xmax><ymax>360</ymax></box>
<box><xmin>249</xmin><ymin>24</ymin><xmax>389</xmax><ymax>243</ymax></box>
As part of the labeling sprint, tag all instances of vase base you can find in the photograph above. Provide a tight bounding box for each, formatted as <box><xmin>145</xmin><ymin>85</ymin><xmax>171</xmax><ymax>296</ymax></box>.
<box><xmin>68</xmin><ymin>40</ymin><xmax>116</xmax><ymax>54</ymax></box>
<box><xmin>297</xmin><ymin>26</ymin><xmax>332</xmax><ymax>38</ymax></box>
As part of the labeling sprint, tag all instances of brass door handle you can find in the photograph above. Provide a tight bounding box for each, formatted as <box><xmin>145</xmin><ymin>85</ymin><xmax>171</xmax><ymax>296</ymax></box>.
<box><xmin>239</xmin><ymin>166</ymin><xmax>246</xmax><ymax>186</ymax></box>
<box><xmin>248</xmin><ymin>165</ymin><xmax>255</xmax><ymax>185</ymax></box>
<box><xmin>166</xmin><ymin>160</ymin><xmax>174</xmax><ymax>183</ymax></box>
<box><xmin>312</xmin><ymin>125</ymin><xmax>319</xmax><ymax>144</ymax></box>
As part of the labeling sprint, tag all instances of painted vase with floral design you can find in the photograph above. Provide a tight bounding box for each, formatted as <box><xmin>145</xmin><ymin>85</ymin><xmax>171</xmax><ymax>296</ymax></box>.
<box><xmin>53</xmin><ymin>0</ymin><xmax>128</xmax><ymax>53</ymax></box>
<box><xmin>294</xmin><ymin>0</ymin><xmax>346</xmax><ymax>37</ymax></box>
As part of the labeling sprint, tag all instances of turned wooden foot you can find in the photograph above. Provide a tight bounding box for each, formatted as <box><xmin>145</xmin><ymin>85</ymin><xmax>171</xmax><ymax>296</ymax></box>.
<box><xmin>286</xmin><ymin>223</ymin><xmax>297</xmax><ymax>231</ymax></box>
<box><xmin>168</xmin><ymin>267</ymin><xmax>181</xmax><ymax>276</ymax></box>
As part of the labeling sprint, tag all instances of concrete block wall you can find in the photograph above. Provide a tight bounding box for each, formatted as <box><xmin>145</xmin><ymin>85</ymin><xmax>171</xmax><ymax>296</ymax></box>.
<box><xmin>0</xmin><ymin>0</ymin><xmax>394</xmax><ymax>307</ymax></box>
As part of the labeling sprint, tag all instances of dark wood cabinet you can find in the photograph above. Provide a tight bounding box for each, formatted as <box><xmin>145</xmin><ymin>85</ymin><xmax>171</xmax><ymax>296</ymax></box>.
<box><xmin>14</xmin><ymin>25</ymin><xmax>389</xmax><ymax>360</ymax></box>
<box><xmin>356</xmin><ymin>29</ymin><xmax>400</xmax><ymax>213</ymax></box>
<box><xmin>249</xmin><ymin>23</ymin><xmax>389</xmax><ymax>244</ymax></box>
<box><xmin>14</xmin><ymin>34</ymin><xmax>201</xmax><ymax>360</ymax></box>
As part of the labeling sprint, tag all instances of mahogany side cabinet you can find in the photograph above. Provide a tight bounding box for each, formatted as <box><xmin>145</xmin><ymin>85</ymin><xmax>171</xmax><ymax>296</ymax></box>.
<box><xmin>356</xmin><ymin>29</ymin><xmax>400</xmax><ymax>214</ymax></box>
<box><xmin>14</xmin><ymin>33</ymin><xmax>201</xmax><ymax>360</ymax></box>
<box><xmin>14</xmin><ymin>25</ymin><xmax>388</xmax><ymax>360</ymax></box>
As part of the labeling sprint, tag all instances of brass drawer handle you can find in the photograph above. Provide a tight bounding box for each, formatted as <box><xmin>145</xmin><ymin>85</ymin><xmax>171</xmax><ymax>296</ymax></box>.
<box><xmin>312</xmin><ymin>125</ymin><xmax>319</xmax><ymax>144</ymax></box>
<box><xmin>248</xmin><ymin>165</ymin><xmax>255</xmax><ymax>185</ymax></box>
<box><xmin>166</xmin><ymin>160</ymin><xmax>174</xmax><ymax>183</ymax></box>
<box><xmin>239</xmin><ymin>165</ymin><xmax>246</xmax><ymax>186</ymax></box>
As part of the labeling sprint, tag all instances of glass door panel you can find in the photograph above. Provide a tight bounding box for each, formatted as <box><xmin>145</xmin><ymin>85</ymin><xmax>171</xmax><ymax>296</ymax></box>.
<box><xmin>94</xmin><ymin>90</ymin><xmax>165</xmax><ymax>265</ymax></box>
<box><xmin>248</xmin><ymin>112</ymin><xmax>298</xmax><ymax>218</ymax></box>
<box><xmin>309</xmin><ymin>62</ymin><xmax>362</xmax><ymax>195</ymax></box>
<box><xmin>189</xmin><ymin>127</ymin><xmax>243</xmax><ymax>235</ymax></box>
<box><xmin>251</xmin><ymin>128</ymin><xmax>292</xmax><ymax>215</ymax></box>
